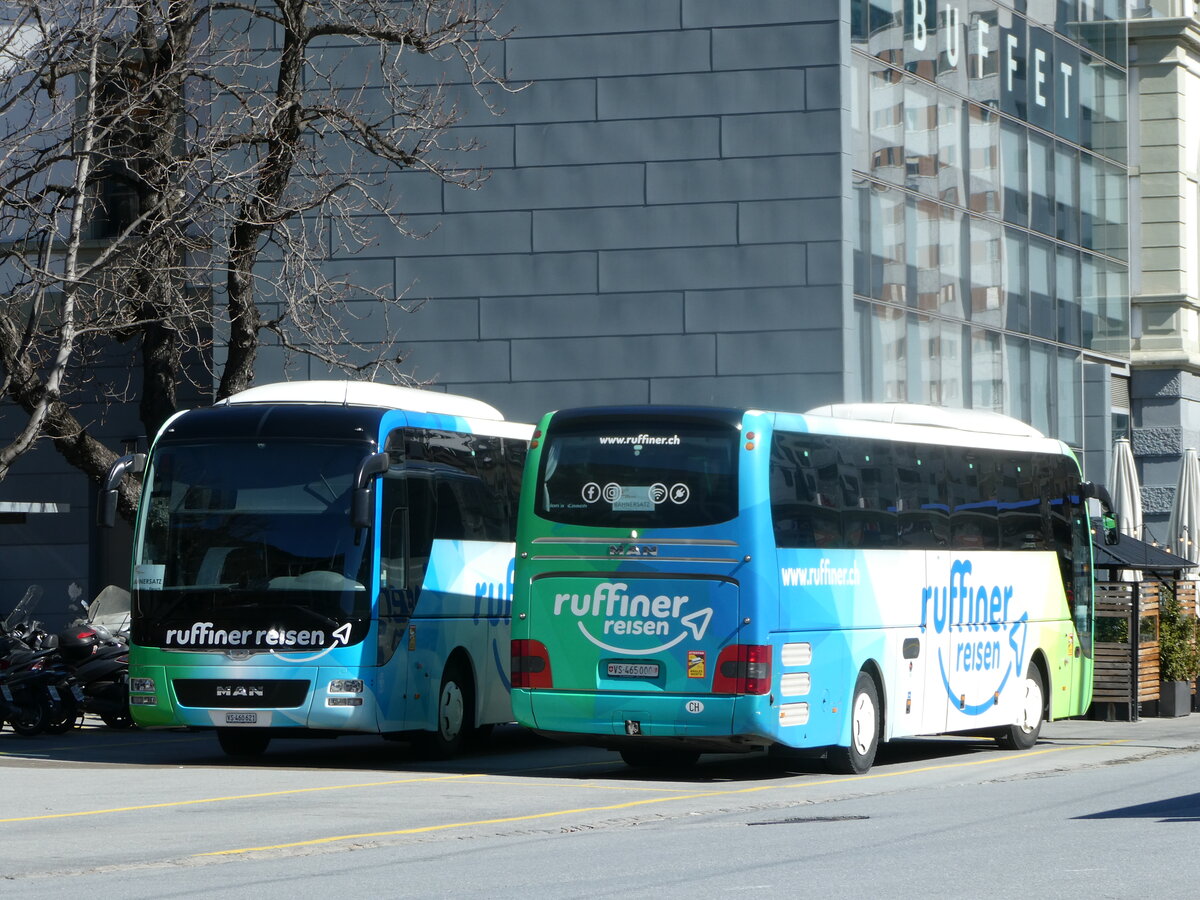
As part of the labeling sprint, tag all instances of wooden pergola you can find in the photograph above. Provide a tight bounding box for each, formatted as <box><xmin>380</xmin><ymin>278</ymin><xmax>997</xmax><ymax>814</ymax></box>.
<box><xmin>1092</xmin><ymin>531</ymin><xmax>1197</xmax><ymax>722</ymax></box>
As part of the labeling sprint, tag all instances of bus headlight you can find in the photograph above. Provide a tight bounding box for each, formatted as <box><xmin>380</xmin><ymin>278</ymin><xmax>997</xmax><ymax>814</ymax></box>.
<box><xmin>130</xmin><ymin>677</ymin><xmax>156</xmax><ymax>693</ymax></box>
<box><xmin>328</xmin><ymin>679</ymin><xmax>364</xmax><ymax>694</ymax></box>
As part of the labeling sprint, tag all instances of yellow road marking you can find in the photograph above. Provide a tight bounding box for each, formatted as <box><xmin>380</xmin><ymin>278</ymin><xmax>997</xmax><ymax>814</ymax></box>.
<box><xmin>0</xmin><ymin>737</ymin><xmax>1131</xmax><ymax>837</ymax></box>
<box><xmin>201</xmin><ymin>739</ymin><xmax>1130</xmax><ymax>856</ymax></box>
<box><xmin>0</xmin><ymin>773</ymin><xmax>486</xmax><ymax>824</ymax></box>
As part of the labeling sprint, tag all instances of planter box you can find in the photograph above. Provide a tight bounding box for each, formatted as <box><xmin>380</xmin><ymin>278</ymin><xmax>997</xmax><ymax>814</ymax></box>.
<box><xmin>1160</xmin><ymin>680</ymin><xmax>1192</xmax><ymax>717</ymax></box>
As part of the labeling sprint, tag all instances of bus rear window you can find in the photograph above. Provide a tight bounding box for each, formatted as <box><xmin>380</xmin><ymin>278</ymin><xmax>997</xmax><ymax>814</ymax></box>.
<box><xmin>535</xmin><ymin>420</ymin><xmax>739</xmax><ymax>527</ymax></box>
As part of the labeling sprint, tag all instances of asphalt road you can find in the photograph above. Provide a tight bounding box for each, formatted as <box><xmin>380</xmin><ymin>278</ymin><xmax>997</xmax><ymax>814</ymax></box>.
<box><xmin>3</xmin><ymin>715</ymin><xmax>1200</xmax><ymax>898</ymax></box>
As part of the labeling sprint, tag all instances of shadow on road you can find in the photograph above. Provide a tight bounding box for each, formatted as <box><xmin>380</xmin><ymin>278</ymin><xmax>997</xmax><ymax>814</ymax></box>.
<box><xmin>0</xmin><ymin>718</ymin><xmax>1005</xmax><ymax>784</ymax></box>
<box><xmin>1076</xmin><ymin>792</ymin><xmax>1200</xmax><ymax>822</ymax></box>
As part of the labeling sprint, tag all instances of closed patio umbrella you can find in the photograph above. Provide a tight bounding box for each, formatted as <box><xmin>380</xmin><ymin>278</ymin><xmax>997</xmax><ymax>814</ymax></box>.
<box><xmin>1110</xmin><ymin>437</ymin><xmax>1142</xmax><ymax>540</ymax></box>
<box><xmin>1110</xmin><ymin>437</ymin><xmax>1143</xmax><ymax>581</ymax></box>
<box><xmin>1167</xmin><ymin>448</ymin><xmax>1200</xmax><ymax>571</ymax></box>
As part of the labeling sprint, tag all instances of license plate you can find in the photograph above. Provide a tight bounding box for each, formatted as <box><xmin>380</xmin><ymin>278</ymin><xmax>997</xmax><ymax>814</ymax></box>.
<box><xmin>47</xmin><ymin>685</ymin><xmax>60</xmax><ymax>702</ymax></box>
<box><xmin>225</xmin><ymin>712</ymin><xmax>258</xmax><ymax>725</ymax></box>
<box><xmin>607</xmin><ymin>662</ymin><xmax>660</xmax><ymax>678</ymax></box>
<box><xmin>1</xmin><ymin>685</ymin><xmax>11</xmax><ymax>701</ymax></box>
<box><xmin>71</xmin><ymin>686</ymin><xmax>85</xmax><ymax>702</ymax></box>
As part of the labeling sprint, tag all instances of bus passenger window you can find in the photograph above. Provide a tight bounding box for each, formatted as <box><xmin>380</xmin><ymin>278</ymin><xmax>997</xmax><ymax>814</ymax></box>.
<box><xmin>948</xmin><ymin>453</ymin><xmax>999</xmax><ymax>550</ymax></box>
<box><xmin>769</xmin><ymin>432</ymin><xmax>845</xmax><ymax>548</ymax></box>
<box><xmin>896</xmin><ymin>443</ymin><xmax>948</xmax><ymax>549</ymax></box>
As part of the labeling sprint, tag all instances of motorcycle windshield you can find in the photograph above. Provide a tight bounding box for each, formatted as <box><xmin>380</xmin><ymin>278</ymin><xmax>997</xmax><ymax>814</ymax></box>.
<box><xmin>3</xmin><ymin>586</ymin><xmax>42</xmax><ymax>633</ymax></box>
<box><xmin>131</xmin><ymin>440</ymin><xmax>373</xmax><ymax>651</ymax></box>
<box><xmin>86</xmin><ymin>585</ymin><xmax>131</xmax><ymax>636</ymax></box>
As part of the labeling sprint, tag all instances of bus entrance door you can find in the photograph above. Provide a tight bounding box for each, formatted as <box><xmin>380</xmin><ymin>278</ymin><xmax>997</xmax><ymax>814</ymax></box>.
<box><xmin>918</xmin><ymin>550</ymin><xmax>952</xmax><ymax>737</ymax></box>
<box><xmin>526</xmin><ymin>574</ymin><xmax>740</xmax><ymax>736</ymax></box>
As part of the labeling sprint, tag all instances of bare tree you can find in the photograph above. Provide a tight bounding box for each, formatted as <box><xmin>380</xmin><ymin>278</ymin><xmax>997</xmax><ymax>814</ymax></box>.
<box><xmin>0</xmin><ymin>0</ymin><xmax>512</xmax><ymax>518</ymax></box>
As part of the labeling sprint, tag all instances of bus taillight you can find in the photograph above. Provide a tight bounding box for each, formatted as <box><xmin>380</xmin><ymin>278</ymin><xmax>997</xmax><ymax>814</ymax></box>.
<box><xmin>712</xmin><ymin>644</ymin><xmax>772</xmax><ymax>695</ymax></box>
<box><xmin>511</xmin><ymin>639</ymin><xmax>553</xmax><ymax>689</ymax></box>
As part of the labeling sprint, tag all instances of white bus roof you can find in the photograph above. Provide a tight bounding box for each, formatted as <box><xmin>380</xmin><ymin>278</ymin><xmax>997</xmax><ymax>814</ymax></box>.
<box><xmin>804</xmin><ymin>403</ymin><xmax>1046</xmax><ymax>440</ymax></box>
<box><xmin>218</xmin><ymin>380</ymin><xmax>507</xmax><ymax>421</ymax></box>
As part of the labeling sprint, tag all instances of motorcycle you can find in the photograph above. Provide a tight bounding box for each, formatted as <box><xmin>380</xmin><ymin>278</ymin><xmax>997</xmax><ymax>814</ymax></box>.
<box><xmin>57</xmin><ymin>621</ymin><xmax>132</xmax><ymax>730</ymax></box>
<box><xmin>0</xmin><ymin>587</ymin><xmax>82</xmax><ymax>736</ymax></box>
<box><xmin>0</xmin><ymin>584</ymin><xmax>133</xmax><ymax>734</ymax></box>
<box><xmin>0</xmin><ymin>638</ymin><xmax>79</xmax><ymax>736</ymax></box>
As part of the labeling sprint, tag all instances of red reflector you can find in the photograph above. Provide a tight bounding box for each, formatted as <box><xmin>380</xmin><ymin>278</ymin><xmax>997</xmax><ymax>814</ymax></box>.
<box><xmin>77</xmin><ymin>630</ymin><xmax>96</xmax><ymax>640</ymax></box>
<box><xmin>712</xmin><ymin>644</ymin><xmax>772</xmax><ymax>695</ymax></box>
<box><xmin>511</xmin><ymin>639</ymin><xmax>553</xmax><ymax>689</ymax></box>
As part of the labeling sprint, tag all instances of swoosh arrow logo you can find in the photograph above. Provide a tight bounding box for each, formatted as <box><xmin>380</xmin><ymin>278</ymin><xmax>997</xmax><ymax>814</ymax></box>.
<box><xmin>272</xmin><ymin>623</ymin><xmax>354</xmax><ymax>663</ymax></box>
<box><xmin>681</xmin><ymin>608</ymin><xmax>712</xmax><ymax>640</ymax></box>
<box><xmin>575</xmin><ymin>607</ymin><xmax>714</xmax><ymax>655</ymax></box>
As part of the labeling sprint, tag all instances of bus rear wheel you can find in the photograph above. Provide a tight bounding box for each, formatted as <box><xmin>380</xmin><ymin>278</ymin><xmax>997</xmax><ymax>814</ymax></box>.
<box><xmin>417</xmin><ymin>660</ymin><xmax>474</xmax><ymax>760</ymax></box>
<box><xmin>827</xmin><ymin>671</ymin><xmax>880</xmax><ymax>775</ymax></box>
<box><xmin>995</xmin><ymin>665</ymin><xmax>1044</xmax><ymax>751</ymax></box>
<box><xmin>217</xmin><ymin>728</ymin><xmax>271</xmax><ymax>758</ymax></box>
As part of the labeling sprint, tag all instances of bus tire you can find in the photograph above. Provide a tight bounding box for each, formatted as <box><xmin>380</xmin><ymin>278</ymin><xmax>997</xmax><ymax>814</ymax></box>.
<box><xmin>217</xmin><ymin>728</ymin><xmax>271</xmax><ymax>758</ymax></box>
<box><xmin>828</xmin><ymin>671</ymin><xmax>880</xmax><ymax>775</ymax></box>
<box><xmin>995</xmin><ymin>665</ymin><xmax>1044</xmax><ymax>751</ymax></box>
<box><xmin>417</xmin><ymin>660</ymin><xmax>474</xmax><ymax>760</ymax></box>
<box><xmin>101</xmin><ymin>711</ymin><xmax>136</xmax><ymax>730</ymax></box>
<box><xmin>619</xmin><ymin>747</ymin><xmax>701</xmax><ymax>770</ymax></box>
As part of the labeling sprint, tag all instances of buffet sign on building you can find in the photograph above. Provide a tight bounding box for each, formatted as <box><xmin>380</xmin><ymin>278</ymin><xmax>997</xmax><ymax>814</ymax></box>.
<box><xmin>884</xmin><ymin>0</ymin><xmax>1121</xmax><ymax>143</ymax></box>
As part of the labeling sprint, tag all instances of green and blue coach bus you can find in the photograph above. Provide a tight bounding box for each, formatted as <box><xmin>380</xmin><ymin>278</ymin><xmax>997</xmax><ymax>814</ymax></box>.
<box><xmin>510</xmin><ymin>403</ymin><xmax>1115</xmax><ymax>773</ymax></box>
<box><xmin>103</xmin><ymin>381</ymin><xmax>530</xmax><ymax>758</ymax></box>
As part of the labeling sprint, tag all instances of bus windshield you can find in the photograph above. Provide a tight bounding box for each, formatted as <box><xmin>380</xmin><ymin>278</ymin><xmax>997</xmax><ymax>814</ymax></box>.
<box><xmin>536</xmin><ymin>418</ymin><xmax>740</xmax><ymax>528</ymax></box>
<box><xmin>133</xmin><ymin>440</ymin><xmax>372</xmax><ymax>624</ymax></box>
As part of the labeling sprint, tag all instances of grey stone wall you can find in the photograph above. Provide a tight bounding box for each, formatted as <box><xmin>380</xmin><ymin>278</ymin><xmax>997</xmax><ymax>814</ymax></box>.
<box><xmin>1132</xmin><ymin>368</ymin><xmax>1200</xmax><ymax>541</ymax></box>
<box><xmin>288</xmin><ymin>0</ymin><xmax>852</xmax><ymax>424</ymax></box>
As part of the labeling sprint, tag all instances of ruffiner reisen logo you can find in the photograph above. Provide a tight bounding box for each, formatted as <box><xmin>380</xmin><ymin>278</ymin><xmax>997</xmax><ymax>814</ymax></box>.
<box><xmin>553</xmin><ymin>581</ymin><xmax>712</xmax><ymax>655</ymax></box>
<box><xmin>922</xmin><ymin>559</ymin><xmax>1029</xmax><ymax>715</ymax></box>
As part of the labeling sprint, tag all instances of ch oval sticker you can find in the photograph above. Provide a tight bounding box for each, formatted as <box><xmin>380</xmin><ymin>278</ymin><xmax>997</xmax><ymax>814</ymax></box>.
<box><xmin>685</xmin><ymin>700</ymin><xmax>704</xmax><ymax>714</ymax></box>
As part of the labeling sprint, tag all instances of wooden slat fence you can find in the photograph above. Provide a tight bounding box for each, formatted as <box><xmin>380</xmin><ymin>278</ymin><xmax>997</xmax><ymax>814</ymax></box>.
<box><xmin>1093</xmin><ymin>579</ymin><xmax>1199</xmax><ymax>720</ymax></box>
<box><xmin>1094</xmin><ymin>582</ymin><xmax>1156</xmax><ymax>713</ymax></box>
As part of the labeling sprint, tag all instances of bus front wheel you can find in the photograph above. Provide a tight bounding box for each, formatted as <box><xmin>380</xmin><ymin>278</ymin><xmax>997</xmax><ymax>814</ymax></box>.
<box><xmin>995</xmin><ymin>665</ymin><xmax>1044</xmax><ymax>751</ymax></box>
<box><xmin>827</xmin><ymin>671</ymin><xmax>880</xmax><ymax>775</ymax></box>
<box><xmin>217</xmin><ymin>728</ymin><xmax>271</xmax><ymax>758</ymax></box>
<box><xmin>417</xmin><ymin>660</ymin><xmax>474</xmax><ymax>759</ymax></box>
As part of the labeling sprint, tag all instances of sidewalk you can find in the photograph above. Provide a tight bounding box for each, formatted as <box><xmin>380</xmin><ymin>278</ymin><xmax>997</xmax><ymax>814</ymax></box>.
<box><xmin>1042</xmin><ymin>711</ymin><xmax>1200</xmax><ymax>754</ymax></box>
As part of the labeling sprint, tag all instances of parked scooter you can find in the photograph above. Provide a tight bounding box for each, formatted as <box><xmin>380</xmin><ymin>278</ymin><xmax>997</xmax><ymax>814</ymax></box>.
<box><xmin>57</xmin><ymin>621</ymin><xmax>131</xmax><ymax>729</ymax></box>
<box><xmin>1</xmin><ymin>586</ymin><xmax>82</xmax><ymax>736</ymax></box>
<box><xmin>62</xmin><ymin>586</ymin><xmax>132</xmax><ymax>728</ymax></box>
<box><xmin>0</xmin><ymin>636</ymin><xmax>79</xmax><ymax>736</ymax></box>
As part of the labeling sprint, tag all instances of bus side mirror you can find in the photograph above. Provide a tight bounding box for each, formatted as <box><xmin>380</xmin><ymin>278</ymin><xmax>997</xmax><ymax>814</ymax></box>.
<box><xmin>98</xmin><ymin>453</ymin><xmax>146</xmax><ymax>528</ymax></box>
<box><xmin>1104</xmin><ymin>513</ymin><xmax>1121</xmax><ymax>546</ymax></box>
<box><xmin>352</xmin><ymin>451</ymin><xmax>390</xmax><ymax>529</ymax></box>
<box><xmin>1080</xmin><ymin>482</ymin><xmax>1121</xmax><ymax>546</ymax></box>
<box><xmin>1092</xmin><ymin>485</ymin><xmax>1121</xmax><ymax>546</ymax></box>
